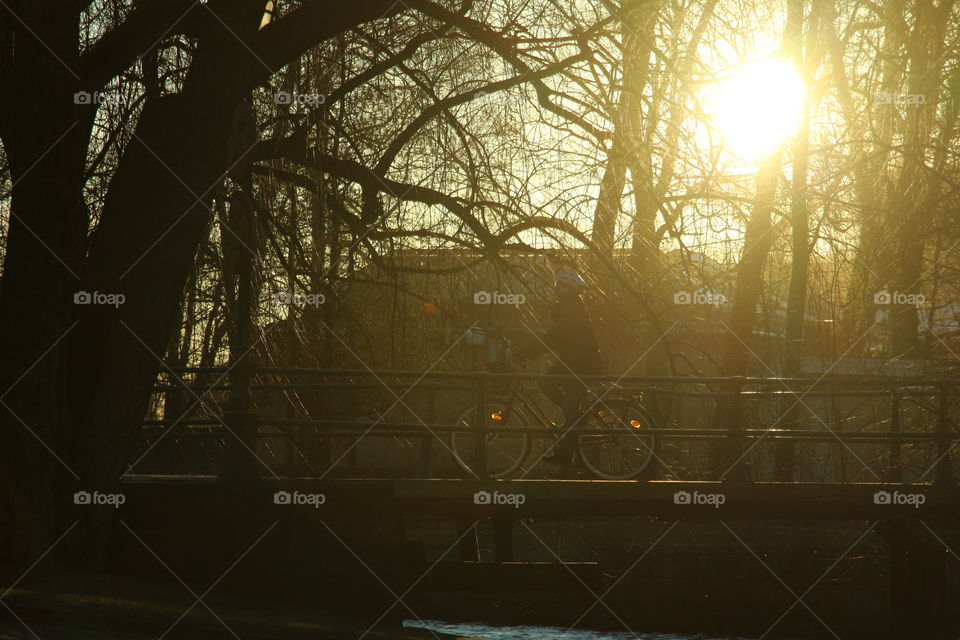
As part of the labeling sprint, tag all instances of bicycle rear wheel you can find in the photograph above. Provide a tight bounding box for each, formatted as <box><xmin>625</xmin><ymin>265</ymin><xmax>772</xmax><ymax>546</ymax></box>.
<box><xmin>451</xmin><ymin>400</ymin><xmax>531</xmax><ymax>478</ymax></box>
<box><xmin>578</xmin><ymin>398</ymin><xmax>656</xmax><ymax>480</ymax></box>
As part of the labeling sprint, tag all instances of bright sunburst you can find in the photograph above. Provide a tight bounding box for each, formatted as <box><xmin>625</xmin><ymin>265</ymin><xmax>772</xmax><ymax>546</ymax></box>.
<box><xmin>706</xmin><ymin>58</ymin><xmax>806</xmax><ymax>159</ymax></box>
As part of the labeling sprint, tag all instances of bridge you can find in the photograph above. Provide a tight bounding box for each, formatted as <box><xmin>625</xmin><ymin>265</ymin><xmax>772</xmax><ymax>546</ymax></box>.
<box><xmin>123</xmin><ymin>367</ymin><xmax>960</xmax><ymax>638</ymax></box>
<box><xmin>135</xmin><ymin>367</ymin><xmax>960</xmax><ymax>480</ymax></box>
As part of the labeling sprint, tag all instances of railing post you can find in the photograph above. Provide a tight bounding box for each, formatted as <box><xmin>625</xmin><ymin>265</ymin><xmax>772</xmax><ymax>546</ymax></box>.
<box><xmin>221</xmin><ymin>161</ymin><xmax>258</xmax><ymax>485</ymax></box>
<box><xmin>417</xmin><ymin>387</ymin><xmax>436</xmax><ymax>478</ymax></box>
<box><xmin>725</xmin><ymin>377</ymin><xmax>748</xmax><ymax>484</ymax></box>
<box><xmin>473</xmin><ymin>373</ymin><xmax>489</xmax><ymax>480</ymax></box>
<box><xmin>888</xmin><ymin>391</ymin><xmax>902</xmax><ymax>483</ymax></box>
<box><xmin>216</xmin><ymin>97</ymin><xmax>261</xmax><ymax>486</ymax></box>
<box><xmin>774</xmin><ymin>381</ymin><xmax>797</xmax><ymax>483</ymax></box>
<box><xmin>935</xmin><ymin>384</ymin><xmax>952</xmax><ymax>487</ymax></box>
<box><xmin>223</xmin><ymin>334</ymin><xmax>258</xmax><ymax>484</ymax></box>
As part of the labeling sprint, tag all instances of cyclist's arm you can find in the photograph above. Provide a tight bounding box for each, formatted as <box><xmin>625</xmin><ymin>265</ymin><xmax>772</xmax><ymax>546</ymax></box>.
<box><xmin>515</xmin><ymin>316</ymin><xmax>565</xmax><ymax>361</ymax></box>
<box><xmin>515</xmin><ymin>302</ymin><xmax>567</xmax><ymax>361</ymax></box>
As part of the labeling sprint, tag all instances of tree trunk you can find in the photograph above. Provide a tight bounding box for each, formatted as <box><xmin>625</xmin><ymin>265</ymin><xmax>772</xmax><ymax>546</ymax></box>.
<box><xmin>888</xmin><ymin>0</ymin><xmax>947</xmax><ymax>358</ymax></box>
<box><xmin>0</xmin><ymin>2</ymin><xmax>91</xmax><ymax>567</ymax></box>
<box><xmin>588</xmin><ymin>0</ymin><xmax>657</xmax><ymax>375</ymax></box>
<box><xmin>0</xmin><ymin>0</ymin><xmax>411</xmax><ymax>567</ymax></box>
<box><xmin>715</xmin><ymin>154</ymin><xmax>780</xmax><ymax>478</ymax></box>
<box><xmin>779</xmin><ymin>0</ymin><xmax>817</xmax><ymax>481</ymax></box>
<box><xmin>720</xmin><ymin>154</ymin><xmax>781</xmax><ymax>378</ymax></box>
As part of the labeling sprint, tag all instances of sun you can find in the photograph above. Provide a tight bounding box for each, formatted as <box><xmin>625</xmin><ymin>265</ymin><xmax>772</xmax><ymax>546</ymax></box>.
<box><xmin>706</xmin><ymin>58</ymin><xmax>806</xmax><ymax>159</ymax></box>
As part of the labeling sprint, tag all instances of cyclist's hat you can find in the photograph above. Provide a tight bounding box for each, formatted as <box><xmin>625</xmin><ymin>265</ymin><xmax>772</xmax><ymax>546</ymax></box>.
<box><xmin>554</xmin><ymin>270</ymin><xmax>587</xmax><ymax>291</ymax></box>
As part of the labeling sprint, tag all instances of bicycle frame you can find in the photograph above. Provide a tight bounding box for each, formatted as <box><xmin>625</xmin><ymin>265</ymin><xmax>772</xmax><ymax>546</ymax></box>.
<box><xmin>492</xmin><ymin>375</ymin><xmax>639</xmax><ymax>429</ymax></box>
<box><xmin>489</xmin><ymin>377</ymin><xmax>543</xmax><ymax>426</ymax></box>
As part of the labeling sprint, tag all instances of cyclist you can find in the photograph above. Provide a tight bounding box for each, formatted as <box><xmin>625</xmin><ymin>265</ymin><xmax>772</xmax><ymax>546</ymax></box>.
<box><xmin>514</xmin><ymin>270</ymin><xmax>603</xmax><ymax>465</ymax></box>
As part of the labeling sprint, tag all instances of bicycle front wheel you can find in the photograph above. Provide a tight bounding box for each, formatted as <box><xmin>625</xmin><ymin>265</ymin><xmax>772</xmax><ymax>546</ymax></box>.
<box><xmin>578</xmin><ymin>398</ymin><xmax>656</xmax><ymax>480</ymax></box>
<box><xmin>451</xmin><ymin>400</ymin><xmax>531</xmax><ymax>478</ymax></box>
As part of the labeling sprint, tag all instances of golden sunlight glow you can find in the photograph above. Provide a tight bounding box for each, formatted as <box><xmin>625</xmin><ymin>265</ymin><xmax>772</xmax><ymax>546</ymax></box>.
<box><xmin>706</xmin><ymin>58</ymin><xmax>805</xmax><ymax>158</ymax></box>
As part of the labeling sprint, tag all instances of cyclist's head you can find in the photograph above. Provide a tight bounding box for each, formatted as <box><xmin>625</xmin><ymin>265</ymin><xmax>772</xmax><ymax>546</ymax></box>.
<box><xmin>554</xmin><ymin>270</ymin><xmax>587</xmax><ymax>297</ymax></box>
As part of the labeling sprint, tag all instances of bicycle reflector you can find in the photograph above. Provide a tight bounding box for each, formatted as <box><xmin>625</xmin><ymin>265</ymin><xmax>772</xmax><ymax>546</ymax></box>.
<box><xmin>491</xmin><ymin>411</ymin><xmax>503</xmax><ymax>421</ymax></box>
<box><xmin>630</xmin><ymin>419</ymin><xmax>643</xmax><ymax>428</ymax></box>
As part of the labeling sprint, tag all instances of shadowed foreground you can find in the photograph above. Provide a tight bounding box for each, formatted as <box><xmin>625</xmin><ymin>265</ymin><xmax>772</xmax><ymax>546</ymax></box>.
<box><xmin>0</xmin><ymin>577</ymin><xmax>474</xmax><ymax>640</ymax></box>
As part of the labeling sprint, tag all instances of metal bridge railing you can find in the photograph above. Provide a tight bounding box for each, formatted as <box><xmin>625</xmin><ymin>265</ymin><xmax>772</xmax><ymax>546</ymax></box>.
<box><xmin>139</xmin><ymin>368</ymin><xmax>960</xmax><ymax>484</ymax></box>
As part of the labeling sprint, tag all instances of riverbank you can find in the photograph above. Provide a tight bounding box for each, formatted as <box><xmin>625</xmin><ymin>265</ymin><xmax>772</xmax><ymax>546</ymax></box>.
<box><xmin>406</xmin><ymin>517</ymin><xmax>893</xmax><ymax>639</ymax></box>
<box><xmin>0</xmin><ymin>576</ymin><xmax>476</xmax><ymax>640</ymax></box>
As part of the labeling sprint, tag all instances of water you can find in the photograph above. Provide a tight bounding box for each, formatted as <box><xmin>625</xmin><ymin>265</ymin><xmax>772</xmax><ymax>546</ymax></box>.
<box><xmin>403</xmin><ymin>620</ymin><xmax>755</xmax><ymax>640</ymax></box>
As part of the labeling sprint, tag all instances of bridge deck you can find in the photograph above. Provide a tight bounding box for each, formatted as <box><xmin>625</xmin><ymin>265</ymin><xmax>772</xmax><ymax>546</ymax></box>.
<box><xmin>121</xmin><ymin>476</ymin><xmax>960</xmax><ymax>520</ymax></box>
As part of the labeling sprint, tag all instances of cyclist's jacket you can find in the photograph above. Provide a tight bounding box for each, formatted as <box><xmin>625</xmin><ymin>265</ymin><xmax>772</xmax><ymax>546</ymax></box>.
<box><xmin>517</xmin><ymin>294</ymin><xmax>603</xmax><ymax>374</ymax></box>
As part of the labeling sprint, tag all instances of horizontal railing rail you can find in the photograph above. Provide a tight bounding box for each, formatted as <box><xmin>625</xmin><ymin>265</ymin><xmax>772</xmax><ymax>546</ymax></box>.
<box><xmin>141</xmin><ymin>367</ymin><xmax>959</xmax><ymax>483</ymax></box>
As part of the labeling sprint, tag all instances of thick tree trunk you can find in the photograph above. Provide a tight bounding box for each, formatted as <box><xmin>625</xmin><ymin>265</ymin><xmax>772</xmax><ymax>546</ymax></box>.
<box><xmin>720</xmin><ymin>155</ymin><xmax>781</xmax><ymax>378</ymax></box>
<box><xmin>783</xmin><ymin>0</ymin><xmax>811</xmax><ymax>375</ymax></box>
<box><xmin>632</xmin><ymin>0</ymin><xmax>716</xmax><ymax>388</ymax></box>
<box><xmin>69</xmin><ymin>91</ymin><xmax>238</xmax><ymax>475</ymax></box>
<box><xmin>1</xmin><ymin>0</ymin><xmax>411</xmax><ymax>568</ymax></box>
<box><xmin>589</xmin><ymin>0</ymin><xmax>656</xmax><ymax>374</ymax></box>
<box><xmin>591</xmin><ymin>140</ymin><xmax>628</xmax><ymax>261</ymax></box>
<box><xmin>1</xmin><ymin>2</ymin><xmax>254</xmax><ymax>567</ymax></box>
<box><xmin>887</xmin><ymin>0</ymin><xmax>946</xmax><ymax>358</ymax></box>
<box><xmin>823</xmin><ymin>0</ymin><xmax>897</xmax><ymax>344</ymax></box>
<box><xmin>0</xmin><ymin>3</ymin><xmax>92</xmax><ymax>567</ymax></box>
<box><xmin>779</xmin><ymin>0</ymin><xmax>817</xmax><ymax>481</ymax></box>
<box><xmin>714</xmin><ymin>155</ymin><xmax>780</xmax><ymax>478</ymax></box>
<box><xmin>62</xmin><ymin>11</ymin><xmax>264</xmax><ymax>558</ymax></box>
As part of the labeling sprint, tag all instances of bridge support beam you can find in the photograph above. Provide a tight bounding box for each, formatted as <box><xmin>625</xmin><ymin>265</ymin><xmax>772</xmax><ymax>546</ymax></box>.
<box><xmin>492</xmin><ymin>514</ymin><xmax>515</xmax><ymax>562</ymax></box>
<box><xmin>879</xmin><ymin>521</ymin><xmax>954</xmax><ymax>640</ymax></box>
<box><xmin>455</xmin><ymin>517</ymin><xmax>480</xmax><ymax>562</ymax></box>
<box><xmin>453</xmin><ymin>515</ymin><xmax>515</xmax><ymax>562</ymax></box>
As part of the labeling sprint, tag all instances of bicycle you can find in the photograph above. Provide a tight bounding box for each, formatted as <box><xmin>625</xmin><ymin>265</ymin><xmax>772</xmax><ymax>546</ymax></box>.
<box><xmin>449</xmin><ymin>348</ymin><xmax>657</xmax><ymax>480</ymax></box>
